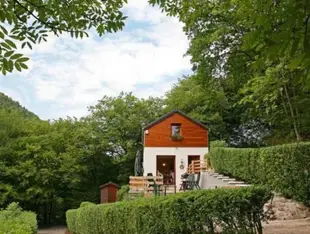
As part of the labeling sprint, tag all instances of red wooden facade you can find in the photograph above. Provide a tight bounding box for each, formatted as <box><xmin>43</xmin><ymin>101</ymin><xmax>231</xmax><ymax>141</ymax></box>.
<box><xmin>144</xmin><ymin>111</ymin><xmax>208</xmax><ymax>147</ymax></box>
<box><xmin>99</xmin><ymin>182</ymin><xmax>120</xmax><ymax>203</ymax></box>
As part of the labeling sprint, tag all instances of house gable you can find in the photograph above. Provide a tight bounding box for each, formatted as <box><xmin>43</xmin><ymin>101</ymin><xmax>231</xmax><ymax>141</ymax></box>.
<box><xmin>143</xmin><ymin>110</ymin><xmax>208</xmax><ymax>147</ymax></box>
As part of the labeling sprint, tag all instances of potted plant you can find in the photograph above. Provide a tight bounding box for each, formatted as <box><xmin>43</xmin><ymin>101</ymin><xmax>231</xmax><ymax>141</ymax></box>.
<box><xmin>171</xmin><ymin>133</ymin><xmax>183</xmax><ymax>141</ymax></box>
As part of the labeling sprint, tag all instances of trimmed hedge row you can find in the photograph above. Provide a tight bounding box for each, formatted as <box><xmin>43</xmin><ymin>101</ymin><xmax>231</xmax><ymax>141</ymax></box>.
<box><xmin>66</xmin><ymin>186</ymin><xmax>271</xmax><ymax>234</ymax></box>
<box><xmin>210</xmin><ymin>142</ymin><xmax>310</xmax><ymax>204</ymax></box>
<box><xmin>0</xmin><ymin>202</ymin><xmax>37</xmax><ymax>234</ymax></box>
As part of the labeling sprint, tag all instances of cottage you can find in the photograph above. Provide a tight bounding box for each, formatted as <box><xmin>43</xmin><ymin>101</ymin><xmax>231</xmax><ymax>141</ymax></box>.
<box><xmin>142</xmin><ymin>110</ymin><xmax>208</xmax><ymax>189</ymax></box>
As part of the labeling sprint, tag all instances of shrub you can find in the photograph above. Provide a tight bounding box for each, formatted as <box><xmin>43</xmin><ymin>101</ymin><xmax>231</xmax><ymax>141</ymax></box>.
<box><xmin>66</xmin><ymin>209</ymin><xmax>78</xmax><ymax>234</ymax></box>
<box><xmin>210</xmin><ymin>140</ymin><xmax>226</xmax><ymax>148</ymax></box>
<box><xmin>66</xmin><ymin>201</ymin><xmax>96</xmax><ymax>234</ymax></box>
<box><xmin>0</xmin><ymin>202</ymin><xmax>37</xmax><ymax>234</ymax></box>
<box><xmin>209</xmin><ymin>142</ymin><xmax>310</xmax><ymax>205</ymax></box>
<box><xmin>117</xmin><ymin>185</ymin><xmax>130</xmax><ymax>201</ymax></box>
<box><xmin>204</xmin><ymin>154</ymin><xmax>212</xmax><ymax>169</ymax></box>
<box><xmin>79</xmin><ymin>202</ymin><xmax>96</xmax><ymax>208</ymax></box>
<box><xmin>66</xmin><ymin>186</ymin><xmax>271</xmax><ymax>234</ymax></box>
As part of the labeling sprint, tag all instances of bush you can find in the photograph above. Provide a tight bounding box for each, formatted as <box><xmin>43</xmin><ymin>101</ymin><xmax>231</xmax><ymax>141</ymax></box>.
<box><xmin>117</xmin><ymin>185</ymin><xmax>130</xmax><ymax>201</ymax></box>
<box><xmin>79</xmin><ymin>202</ymin><xmax>96</xmax><ymax>208</ymax></box>
<box><xmin>210</xmin><ymin>140</ymin><xmax>226</xmax><ymax>148</ymax></box>
<box><xmin>66</xmin><ymin>209</ymin><xmax>77</xmax><ymax>234</ymax></box>
<box><xmin>0</xmin><ymin>202</ymin><xmax>37</xmax><ymax>234</ymax></box>
<box><xmin>210</xmin><ymin>142</ymin><xmax>310</xmax><ymax>204</ymax></box>
<box><xmin>66</xmin><ymin>186</ymin><xmax>271</xmax><ymax>234</ymax></box>
<box><xmin>66</xmin><ymin>201</ymin><xmax>95</xmax><ymax>234</ymax></box>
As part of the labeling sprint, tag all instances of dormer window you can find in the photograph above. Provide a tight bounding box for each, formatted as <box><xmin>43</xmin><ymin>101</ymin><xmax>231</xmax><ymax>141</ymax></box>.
<box><xmin>171</xmin><ymin>124</ymin><xmax>183</xmax><ymax>141</ymax></box>
<box><xmin>171</xmin><ymin>124</ymin><xmax>181</xmax><ymax>135</ymax></box>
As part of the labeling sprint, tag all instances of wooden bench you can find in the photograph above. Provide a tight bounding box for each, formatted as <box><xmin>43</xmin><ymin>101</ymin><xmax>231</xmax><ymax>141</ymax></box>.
<box><xmin>129</xmin><ymin>176</ymin><xmax>145</xmax><ymax>193</ymax></box>
<box><xmin>129</xmin><ymin>176</ymin><xmax>164</xmax><ymax>195</ymax></box>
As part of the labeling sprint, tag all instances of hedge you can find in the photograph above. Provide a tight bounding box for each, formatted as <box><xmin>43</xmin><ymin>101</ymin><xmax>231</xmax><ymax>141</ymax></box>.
<box><xmin>66</xmin><ymin>186</ymin><xmax>271</xmax><ymax>234</ymax></box>
<box><xmin>0</xmin><ymin>202</ymin><xmax>37</xmax><ymax>234</ymax></box>
<box><xmin>210</xmin><ymin>142</ymin><xmax>310</xmax><ymax>205</ymax></box>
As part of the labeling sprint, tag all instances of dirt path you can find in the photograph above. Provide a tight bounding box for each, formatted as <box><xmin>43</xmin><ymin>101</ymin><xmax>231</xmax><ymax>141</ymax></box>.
<box><xmin>38</xmin><ymin>226</ymin><xmax>67</xmax><ymax>234</ymax></box>
<box><xmin>263</xmin><ymin>218</ymin><xmax>310</xmax><ymax>234</ymax></box>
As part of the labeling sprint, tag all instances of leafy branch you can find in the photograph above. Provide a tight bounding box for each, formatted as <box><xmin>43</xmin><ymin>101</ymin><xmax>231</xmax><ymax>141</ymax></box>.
<box><xmin>0</xmin><ymin>0</ymin><xmax>128</xmax><ymax>74</ymax></box>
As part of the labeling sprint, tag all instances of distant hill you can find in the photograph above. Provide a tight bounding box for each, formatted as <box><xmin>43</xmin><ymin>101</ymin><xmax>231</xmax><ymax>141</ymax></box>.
<box><xmin>0</xmin><ymin>92</ymin><xmax>38</xmax><ymax>119</ymax></box>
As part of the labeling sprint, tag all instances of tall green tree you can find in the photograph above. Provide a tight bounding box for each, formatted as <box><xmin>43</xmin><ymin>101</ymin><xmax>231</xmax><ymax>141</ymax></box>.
<box><xmin>0</xmin><ymin>113</ymin><xmax>86</xmax><ymax>224</ymax></box>
<box><xmin>88</xmin><ymin>92</ymin><xmax>165</xmax><ymax>183</ymax></box>
<box><xmin>0</xmin><ymin>92</ymin><xmax>165</xmax><ymax>225</ymax></box>
<box><xmin>151</xmin><ymin>0</ymin><xmax>310</xmax><ymax>143</ymax></box>
<box><xmin>165</xmin><ymin>75</ymin><xmax>228</xmax><ymax>140</ymax></box>
<box><xmin>0</xmin><ymin>0</ymin><xmax>127</xmax><ymax>74</ymax></box>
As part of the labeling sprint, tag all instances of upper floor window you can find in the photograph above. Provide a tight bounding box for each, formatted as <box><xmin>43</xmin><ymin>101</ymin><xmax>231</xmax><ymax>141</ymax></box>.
<box><xmin>171</xmin><ymin>124</ymin><xmax>181</xmax><ymax>136</ymax></box>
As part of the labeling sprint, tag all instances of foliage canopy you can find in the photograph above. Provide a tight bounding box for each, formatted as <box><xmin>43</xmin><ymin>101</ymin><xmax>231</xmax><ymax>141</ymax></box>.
<box><xmin>0</xmin><ymin>0</ymin><xmax>127</xmax><ymax>74</ymax></box>
<box><xmin>153</xmin><ymin>0</ymin><xmax>310</xmax><ymax>144</ymax></box>
<box><xmin>0</xmin><ymin>92</ymin><xmax>164</xmax><ymax>225</ymax></box>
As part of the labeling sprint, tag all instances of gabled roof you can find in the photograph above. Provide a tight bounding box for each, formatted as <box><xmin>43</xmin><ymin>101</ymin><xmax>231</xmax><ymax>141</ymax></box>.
<box><xmin>143</xmin><ymin>110</ymin><xmax>208</xmax><ymax>130</ymax></box>
<box><xmin>99</xmin><ymin>182</ymin><xmax>120</xmax><ymax>189</ymax></box>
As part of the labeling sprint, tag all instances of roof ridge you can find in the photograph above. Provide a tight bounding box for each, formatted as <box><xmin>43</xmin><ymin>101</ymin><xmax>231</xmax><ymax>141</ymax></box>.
<box><xmin>143</xmin><ymin>110</ymin><xmax>207</xmax><ymax>130</ymax></box>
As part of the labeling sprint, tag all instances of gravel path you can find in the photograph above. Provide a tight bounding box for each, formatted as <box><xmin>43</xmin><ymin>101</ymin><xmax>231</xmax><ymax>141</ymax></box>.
<box><xmin>38</xmin><ymin>226</ymin><xmax>67</xmax><ymax>234</ymax></box>
<box><xmin>263</xmin><ymin>218</ymin><xmax>310</xmax><ymax>234</ymax></box>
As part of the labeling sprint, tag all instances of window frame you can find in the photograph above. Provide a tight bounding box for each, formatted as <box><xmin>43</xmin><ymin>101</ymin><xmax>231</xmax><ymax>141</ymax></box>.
<box><xmin>171</xmin><ymin>123</ymin><xmax>181</xmax><ymax>136</ymax></box>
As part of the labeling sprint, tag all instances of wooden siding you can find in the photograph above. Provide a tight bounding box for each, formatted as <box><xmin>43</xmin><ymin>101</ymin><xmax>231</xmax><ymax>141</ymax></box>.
<box><xmin>100</xmin><ymin>183</ymin><xmax>119</xmax><ymax>203</ymax></box>
<box><xmin>144</xmin><ymin>113</ymin><xmax>208</xmax><ymax>147</ymax></box>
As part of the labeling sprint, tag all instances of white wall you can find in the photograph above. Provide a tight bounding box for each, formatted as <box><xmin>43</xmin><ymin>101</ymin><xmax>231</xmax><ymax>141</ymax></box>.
<box><xmin>143</xmin><ymin>147</ymin><xmax>209</xmax><ymax>189</ymax></box>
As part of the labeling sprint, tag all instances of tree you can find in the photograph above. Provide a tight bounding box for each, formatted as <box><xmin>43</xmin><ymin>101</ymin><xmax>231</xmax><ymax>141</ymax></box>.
<box><xmin>149</xmin><ymin>0</ymin><xmax>310</xmax><ymax>75</ymax></box>
<box><xmin>0</xmin><ymin>92</ymin><xmax>165</xmax><ymax>224</ymax></box>
<box><xmin>0</xmin><ymin>0</ymin><xmax>127</xmax><ymax>75</ymax></box>
<box><xmin>0</xmin><ymin>113</ymin><xmax>85</xmax><ymax>224</ymax></box>
<box><xmin>151</xmin><ymin>0</ymin><xmax>310</xmax><ymax>143</ymax></box>
<box><xmin>165</xmin><ymin>75</ymin><xmax>228</xmax><ymax>140</ymax></box>
<box><xmin>88</xmin><ymin>92</ymin><xmax>165</xmax><ymax>183</ymax></box>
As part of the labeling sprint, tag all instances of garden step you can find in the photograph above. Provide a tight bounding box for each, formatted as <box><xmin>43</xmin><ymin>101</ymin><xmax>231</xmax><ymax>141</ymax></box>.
<box><xmin>222</xmin><ymin>178</ymin><xmax>236</xmax><ymax>182</ymax></box>
<box><xmin>217</xmin><ymin>176</ymin><xmax>230</xmax><ymax>179</ymax></box>
<box><xmin>228</xmin><ymin>181</ymin><xmax>245</xmax><ymax>184</ymax></box>
<box><xmin>234</xmin><ymin>184</ymin><xmax>251</xmax><ymax>187</ymax></box>
<box><xmin>208</xmin><ymin>172</ymin><xmax>219</xmax><ymax>176</ymax></box>
<box><xmin>212</xmin><ymin>174</ymin><xmax>223</xmax><ymax>177</ymax></box>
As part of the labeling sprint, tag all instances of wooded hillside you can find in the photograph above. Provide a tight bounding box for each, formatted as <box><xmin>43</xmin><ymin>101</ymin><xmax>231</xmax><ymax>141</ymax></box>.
<box><xmin>0</xmin><ymin>92</ymin><xmax>37</xmax><ymax>118</ymax></box>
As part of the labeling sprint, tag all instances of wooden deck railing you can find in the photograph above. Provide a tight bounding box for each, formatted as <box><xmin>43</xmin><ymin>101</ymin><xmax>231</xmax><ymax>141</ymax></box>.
<box><xmin>129</xmin><ymin>176</ymin><xmax>164</xmax><ymax>193</ymax></box>
<box><xmin>187</xmin><ymin>159</ymin><xmax>213</xmax><ymax>174</ymax></box>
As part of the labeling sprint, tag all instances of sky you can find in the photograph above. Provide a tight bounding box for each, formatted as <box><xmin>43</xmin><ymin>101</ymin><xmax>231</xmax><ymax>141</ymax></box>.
<box><xmin>0</xmin><ymin>0</ymin><xmax>191</xmax><ymax>120</ymax></box>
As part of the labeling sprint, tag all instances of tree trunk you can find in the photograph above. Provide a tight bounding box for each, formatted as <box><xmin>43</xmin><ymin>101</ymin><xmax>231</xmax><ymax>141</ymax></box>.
<box><xmin>43</xmin><ymin>203</ymin><xmax>48</xmax><ymax>225</ymax></box>
<box><xmin>291</xmin><ymin>84</ymin><xmax>301</xmax><ymax>130</ymax></box>
<box><xmin>279</xmin><ymin>88</ymin><xmax>289</xmax><ymax>117</ymax></box>
<box><xmin>284</xmin><ymin>84</ymin><xmax>301</xmax><ymax>141</ymax></box>
<box><xmin>48</xmin><ymin>201</ymin><xmax>53</xmax><ymax>225</ymax></box>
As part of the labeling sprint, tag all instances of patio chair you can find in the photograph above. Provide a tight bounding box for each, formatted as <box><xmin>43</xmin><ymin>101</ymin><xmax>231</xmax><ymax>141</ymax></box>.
<box><xmin>194</xmin><ymin>172</ymin><xmax>201</xmax><ymax>189</ymax></box>
<box><xmin>146</xmin><ymin>173</ymin><xmax>160</xmax><ymax>196</ymax></box>
<box><xmin>187</xmin><ymin>174</ymin><xmax>195</xmax><ymax>190</ymax></box>
<box><xmin>187</xmin><ymin>173</ymin><xmax>201</xmax><ymax>190</ymax></box>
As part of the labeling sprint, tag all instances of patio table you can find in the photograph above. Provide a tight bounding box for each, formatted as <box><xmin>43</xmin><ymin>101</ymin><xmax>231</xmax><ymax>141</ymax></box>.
<box><xmin>179</xmin><ymin>178</ymin><xmax>189</xmax><ymax>191</ymax></box>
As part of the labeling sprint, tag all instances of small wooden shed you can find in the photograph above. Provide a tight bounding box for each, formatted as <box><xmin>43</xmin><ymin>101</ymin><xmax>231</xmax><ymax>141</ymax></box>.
<box><xmin>99</xmin><ymin>182</ymin><xmax>120</xmax><ymax>203</ymax></box>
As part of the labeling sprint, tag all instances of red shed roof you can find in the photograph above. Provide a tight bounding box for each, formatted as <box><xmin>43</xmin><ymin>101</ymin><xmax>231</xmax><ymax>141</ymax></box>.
<box><xmin>99</xmin><ymin>182</ymin><xmax>120</xmax><ymax>189</ymax></box>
